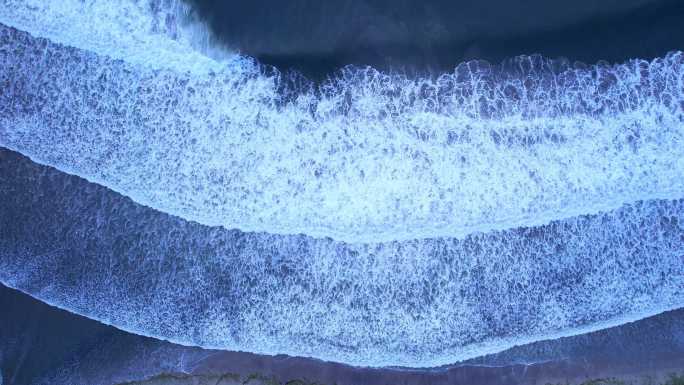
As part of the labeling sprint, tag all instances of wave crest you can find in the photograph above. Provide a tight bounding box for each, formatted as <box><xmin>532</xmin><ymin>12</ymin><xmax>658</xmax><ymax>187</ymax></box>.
<box><xmin>1</xmin><ymin>21</ymin><xmax>683</xmax><ymax>241</ymax></box>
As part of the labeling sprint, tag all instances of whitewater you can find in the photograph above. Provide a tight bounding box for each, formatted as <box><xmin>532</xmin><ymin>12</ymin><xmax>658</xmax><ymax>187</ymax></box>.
<box><xmin>0</xmin><ymin>0</ymin><xmax>683</xmax><ymax>369</ymax></box>
<box><xmin>1</xmin><ymin>0</ymin><xmax>683</xmax><ymax>243</ymax></box>
<box><xmin>1</xmin><ymin>149</ymin><xmax>683</xmax><ymax>368</ymax></box>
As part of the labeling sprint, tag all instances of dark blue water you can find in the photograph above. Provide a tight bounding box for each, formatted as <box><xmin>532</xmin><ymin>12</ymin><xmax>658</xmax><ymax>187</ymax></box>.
<box><xmin>186</xmin><ymin>0</ymin><xmax>684</xmax><ymax>79</ymax></box>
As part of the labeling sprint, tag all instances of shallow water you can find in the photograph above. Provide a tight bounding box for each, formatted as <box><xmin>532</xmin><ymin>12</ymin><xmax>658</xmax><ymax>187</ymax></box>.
<box><xmin>2</xmin><ymin>283</ymin><xmax>683</xmax><ymax>385</ymax></box>
<box><xmin>1</xmin><ymin>148</ymin><xmax>682</xmax><ymax>367</ymax></box>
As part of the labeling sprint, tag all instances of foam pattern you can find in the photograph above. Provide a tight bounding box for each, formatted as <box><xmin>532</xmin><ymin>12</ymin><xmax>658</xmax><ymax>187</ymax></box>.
<box><xmin>0</xmin><ymin>0</ymin><xmax>242</xmax><ymax>72</ymax></box>
<box><xmin>1</xmin><ymin>149</ymin><xmax>683</xmax><ymax>368</ymax></box>
<box><xmin>1</xmin><ymin>5</ymin><xmax>684</xmax><ymax>242</ymax></box>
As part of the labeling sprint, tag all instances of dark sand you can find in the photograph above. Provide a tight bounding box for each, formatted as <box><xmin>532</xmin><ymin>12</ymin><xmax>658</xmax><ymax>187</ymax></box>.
<box><xmin>1</xmin><ymin>283</ymin><xmax>682</xmax><ymax>385</ymax></box>
<box><xmin>184</xmin><ymin>0</ymin><xmax>684</xmax><ymax>79</ymax></box>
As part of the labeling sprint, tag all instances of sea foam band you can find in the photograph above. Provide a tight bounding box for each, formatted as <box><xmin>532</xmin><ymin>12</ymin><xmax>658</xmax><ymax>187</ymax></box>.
<box><xmin>0</xmin><ymin>0</ymin><xmax>683</xmax><ymax>368</ymax></box>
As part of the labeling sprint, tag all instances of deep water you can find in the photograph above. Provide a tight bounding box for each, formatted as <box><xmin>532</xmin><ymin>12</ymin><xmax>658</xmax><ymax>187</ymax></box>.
<box><xmin>185</xmin><ymin>0</ymin><xmax>684</xmax><ymax>79</ymax></box>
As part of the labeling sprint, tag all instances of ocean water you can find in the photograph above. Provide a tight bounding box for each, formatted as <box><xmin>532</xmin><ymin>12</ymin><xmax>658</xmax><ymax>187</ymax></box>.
<box><xmin>0</xmin><ymin>284</ymin><xmax>214</xmax><ymax>385</ymax></box>
<box><xmin>0</xmin><ymin>0</ymin><xmax>683</xmax><ymax>372</ymax></box>
<box><xmin>1</xmin><ymin>148</ymin><xmax>683</xmax><ymax>367</ymax></box>
<box><xmin>2</xmin><ymin>17</ymin><xmax>684</xmax><ymax>243</ymax></box>
<box><xmin>185</xmin><ymin>0</ymin><xmax>684</xmax><ymax>78</ymax></box>
<box><xmin>2</xmin><ymin>283</ymin><xmax>683</xmax><ymax>385</ymax></box>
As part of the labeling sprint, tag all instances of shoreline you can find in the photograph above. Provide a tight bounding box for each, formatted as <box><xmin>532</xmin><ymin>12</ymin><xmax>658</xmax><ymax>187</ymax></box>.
<box><xmin>2</xmin><ymin>284</ymin><xmax>683</xmax><ymax>385</ymax></box>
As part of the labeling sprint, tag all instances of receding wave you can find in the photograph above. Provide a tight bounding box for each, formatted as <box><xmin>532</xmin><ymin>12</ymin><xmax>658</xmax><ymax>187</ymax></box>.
<box><xmin>1</xmin><ymin>17</ymin><xmax>684</xmax><ymax>242</ymax></box>
<box><xmin>1</xmin><ymin>149</ymin><xmax>682</xmax><ymax>368</ymax></box>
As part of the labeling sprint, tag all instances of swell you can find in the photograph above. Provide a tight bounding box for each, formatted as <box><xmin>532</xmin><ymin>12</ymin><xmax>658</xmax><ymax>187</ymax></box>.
<box><xmin>1</xmin><ymin>149</ymin><xmax>682</xmax><ymax>368</ymax></box>
<box><xmin>1</xmin><ymin>17</ymin><xmax>684</xmax><ymax>242</ymax></box>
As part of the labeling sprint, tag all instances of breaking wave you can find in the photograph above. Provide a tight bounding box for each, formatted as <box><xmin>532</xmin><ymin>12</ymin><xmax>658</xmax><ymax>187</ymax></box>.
<box><xmin>1</xmin><ymin>1</ymin><xmax>683</xmax><ymax>242</ymax></box>
<box><xmin>1</xmin><ymin>0</ymin><xmax>683</xmax><ymax>369</ymax></box>
<box><xmin>1</xmin><ymin>149</ymin><xmax>683</xmax><ymax>368</ymax></box>
<box><xmin>0</xmin><ymin>0</ymin><xmax>239</xmax><ymax>72</ymax></box>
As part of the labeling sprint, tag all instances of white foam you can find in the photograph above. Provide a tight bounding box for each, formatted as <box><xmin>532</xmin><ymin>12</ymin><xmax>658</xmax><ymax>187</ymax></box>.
<box><xmin>1</xmin><ymin>1</ymin><xmax>684</xmax><ymax>367</ymax></box>
<box><xmin>0</xmin><ymin>0</ymin><xmax>245</xmax><ymax>73</ymax></box>
<box><xmin>1</xmin><ymin>150</ymin><xmax>683</xmax><ymax>368</ymax></box>
<box><xmin>1</xmin><ymin>15</ymin><xmax>684</xmax><ymax>242</ymax></box>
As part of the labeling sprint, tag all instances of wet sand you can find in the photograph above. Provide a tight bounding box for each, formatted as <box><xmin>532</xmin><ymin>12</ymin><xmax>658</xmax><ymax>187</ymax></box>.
<box><xmin>1</xmin><ymin>283</ymin><xmax>682</xmax><ymax>385</ymax></box>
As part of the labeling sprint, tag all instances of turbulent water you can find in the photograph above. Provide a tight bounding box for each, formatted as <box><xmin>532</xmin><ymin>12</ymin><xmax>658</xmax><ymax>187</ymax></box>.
<box><xmin>2</xmin><ymin>149</ymin><xmax>683</xmax><ymax>367</ymax></box>
<box><xmin>0</xmin><ymin>0</ymin><xmax>683</xmax><ymax>369</ymax></box>
<box><xmin>3</xmin><ymin>1</ymin><xmax>684</xmax><ymax>243</ymax></box>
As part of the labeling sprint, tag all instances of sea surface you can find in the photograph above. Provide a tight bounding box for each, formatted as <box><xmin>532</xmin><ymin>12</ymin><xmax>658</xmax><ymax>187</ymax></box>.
<box><xmin>0</xmin><ymin>0</ymin><xmax>683</xmax><ymax>383</ymax></box>
<box><xmin>2</xmin><ymin>283</ymin><xmax>683</xmax><ymax>385</ymax></box>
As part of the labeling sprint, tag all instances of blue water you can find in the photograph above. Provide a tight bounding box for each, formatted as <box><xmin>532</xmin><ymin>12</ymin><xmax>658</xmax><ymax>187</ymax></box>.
<box><xmin>0</xmin><ymin>0</ymin><xmax>683</xmax><ymax>370</ymax></box>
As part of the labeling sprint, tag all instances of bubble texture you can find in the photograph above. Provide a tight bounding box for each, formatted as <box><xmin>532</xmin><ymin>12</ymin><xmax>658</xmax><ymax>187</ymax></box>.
<box><xmin>1</xmin><ymin>0</ymin><xmax>684</xmax><ymax>369</ymax></box>
<box><xmin>0</xmin><ymin>0</ymin><xmax>240</xmax><ymax>72</ymax></box>
<box><xmin>2</xmin><ymin>20</ymin><xmax>684</xmax><ymax>242</ymax></box>
<box><xmin>1</xmin><ymin>149</ymin><xmax>682</xmax><ymax>368</ymax></box>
